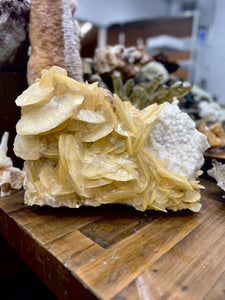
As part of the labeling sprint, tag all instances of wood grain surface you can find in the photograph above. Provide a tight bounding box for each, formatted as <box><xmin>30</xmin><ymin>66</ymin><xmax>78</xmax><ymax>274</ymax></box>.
<box><xmin>0</xmin><ymin>178</ymin><xmax>225</xmax><ymax>300</ymax></box>
<box><xmin>204</xmin><ymin>150</ymin><xmax>225</xmax><ymax>161</ymax></box>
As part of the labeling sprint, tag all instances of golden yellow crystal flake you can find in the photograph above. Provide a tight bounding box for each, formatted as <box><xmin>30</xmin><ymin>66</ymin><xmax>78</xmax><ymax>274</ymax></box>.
<box><xmin>14</xmin><ymin>66</ymin><xmax>206</xmax><ymax>212</ymax></box>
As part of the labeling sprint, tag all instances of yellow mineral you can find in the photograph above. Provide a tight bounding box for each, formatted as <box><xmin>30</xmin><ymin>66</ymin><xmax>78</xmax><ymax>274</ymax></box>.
<box><xmin>14</xmin><ymin>67</ymin><xmax>209</xmax><ymax>212</ymax></box>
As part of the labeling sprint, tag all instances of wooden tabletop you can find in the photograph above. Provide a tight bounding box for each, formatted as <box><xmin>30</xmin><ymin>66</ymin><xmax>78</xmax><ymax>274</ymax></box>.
<box><xmin>0</xmin><ymin>177</ymin><xmax>225</xmax><ymax>300</ymax></box>
<box><xmin>204</xmin><ymin>150</ymin><xmax>225</xmax><ymax>161</ymax></box>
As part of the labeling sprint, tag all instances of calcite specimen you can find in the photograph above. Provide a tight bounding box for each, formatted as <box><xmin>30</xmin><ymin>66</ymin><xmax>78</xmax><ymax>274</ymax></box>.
<box><xmin>27</xmin><ymin>0</ymin><xmax>82</xmax><ymax>85</ymax></box>
<box><xmin>0</xmin><ymin>132</ymin><xmax>25</xmax><ymax>197</ymax></box>
<box><xmin>208</xmin><ymin>160</ymin><xmax>225</xmax><ymax>191</ymax></box>
<box><xmin>14</xmin><ymin>67</ymin><xmax>209</xmax><ymax>212</ymax></box>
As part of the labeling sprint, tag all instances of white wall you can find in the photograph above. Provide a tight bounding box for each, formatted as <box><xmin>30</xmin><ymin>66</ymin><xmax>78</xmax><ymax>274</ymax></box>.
<box><xmin>194</xmin><ymin>0</ymin><xmax>225</xmax><ymax>103</ymax></box>
<box><xmin>76</xmin><ymin>0</ymin><xmax>168</xmax><ymax>27</ymax></box>
<box><xmin>76</xmin><ymin>0</ymin><xmax>225</xmax><ymax>103</ymax></box>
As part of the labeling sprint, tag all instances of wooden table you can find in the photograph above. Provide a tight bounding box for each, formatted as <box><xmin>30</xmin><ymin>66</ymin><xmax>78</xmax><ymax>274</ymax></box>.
<box><xmin>205</xmin><ymin>150</ymin><xmax>225</xmax><ymax>161</ymax></box>
<box><xmin>0</xmin><ymin>178</ymin><xmax>225</xmax><ymax>300</ymax></box>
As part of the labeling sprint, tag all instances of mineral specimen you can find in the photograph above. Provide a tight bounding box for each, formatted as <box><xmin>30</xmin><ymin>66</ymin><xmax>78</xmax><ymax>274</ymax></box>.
<box><xmin>27</xmin><ymin>0</ymin><xmax>82</xmax><ymax>85</ymax></box>
<box><xmin>111</xmin><ymin>70</ymin><xmax>192</xmax><ymax>110</ymax></box>
<box><xmin>0</xmin><ymin>0</ymin><xmax>30</xmax><ymax>71</ymax></box>
<box><xmin>198</xmin><ymin>121</ymin><xmax>225</xmax><ymax>148</ymax></box>
<box><xmin>208</xmin><ymin>160</ymin><xmax>225</xmax><ymax>191</ymax></box>
<box><xmin>0</xmin><ymin>132</ymin><xmax>25</xmax><ymax>197</ymax></box>
<box><xmin>137</xmin><ymin>61</ymin><xmax>169</xmax><ymax>83</ymax></box>
<box><xmin>14</xmin><ymin>66</ymin><xmax>209</xmax><ymax>212</ymax></box>
<box><xmin>199</xmin><ymin>101</ymin><xmax>225</xmax><ymax>123</ymax></box>
<box><xmin>93</xmin><ymin>45</ymin><xmax>152</xmax><ymax>79</ymax></box>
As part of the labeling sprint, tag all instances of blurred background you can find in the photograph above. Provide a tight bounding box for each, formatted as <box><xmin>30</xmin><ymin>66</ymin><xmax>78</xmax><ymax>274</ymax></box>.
<box><xmin>76</xmin><ymin>0</ymin><xmax>224</xmax><ymax>103</ymax></box>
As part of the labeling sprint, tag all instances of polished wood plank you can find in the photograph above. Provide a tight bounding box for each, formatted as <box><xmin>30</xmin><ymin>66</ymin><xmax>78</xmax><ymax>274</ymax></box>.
<box><xmin>79</xmin><ymin>206</ymin><xmax>159</xmax><ymax>249</ymax></box>
<box><xmin>204</xmin><ymin>150</ymin><xmax>225</xmax><ymax>160</ymax></box>
<box><xmin>0</xmin><ymin>190</ymin><xmax>25</xmax><ymax>212</ymax></box>
<box><xmin>204</xmin><ymin>271</ymin><xmax>225</xmax><ymax>300</ymax></box>
<box><xmin>0</xmin><ymin>178</ymin><xmax>225</xmax><ymax>300</ymax></box>
<box><xmin>76</xmin><ymin>197</ymin><xmax>219</xmax><ymax>299</ymax></box>
<box><xmin>22</xmin><ymin>212</ymin><xmax>96</xmax><ymax>245</ymax></box>
<box><xmin>46</xmin><ymin>230</ymin><xmax>104</xmax><ymax>270</ymax></box>
<box><xmin>131</xmin><ymin>203</ymin><xmax>225</xmax><ymax>300</ymax></box>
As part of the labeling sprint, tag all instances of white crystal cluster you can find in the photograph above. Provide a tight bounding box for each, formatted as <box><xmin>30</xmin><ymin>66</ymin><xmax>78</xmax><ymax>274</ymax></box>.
<box><xmin>148</xmin><ymin>100</ymin><xmax>209</xmax><ymax>179</ymax></box>
<box><xmin>208</xmin><ymin>160</ymin><xmax>225</xmax><ymax>191</ymax></box>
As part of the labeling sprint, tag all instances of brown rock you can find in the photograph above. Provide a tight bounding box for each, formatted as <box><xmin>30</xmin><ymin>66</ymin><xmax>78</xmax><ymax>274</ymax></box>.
<box><xmin>27</xmin><ymin>0</ymin><xmax>82</xmax><ymax>85</ymax></box>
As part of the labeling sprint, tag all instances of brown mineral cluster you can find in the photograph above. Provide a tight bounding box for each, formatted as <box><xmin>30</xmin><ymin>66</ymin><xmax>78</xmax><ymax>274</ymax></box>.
<box><xmin>93</xmin><ymin>45</ymin><xmax>152</xmax><ymax>80</ymax></box>
<box><xmin>198</xmin><ymin>122</ymin><xmax>225</xmax><ymax>148</ymax></box>
<box><xmin>27</xmin><ymin>0</ymin><xmax>82</xmax><ymax>85</ymax></box>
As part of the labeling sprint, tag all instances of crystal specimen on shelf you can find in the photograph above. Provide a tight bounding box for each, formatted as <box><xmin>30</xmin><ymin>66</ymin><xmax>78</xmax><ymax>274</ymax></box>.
<box><xmin>14</xmin><ymin>66</ymin><xmax>209</xmax><ymax>212</ymax></box>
